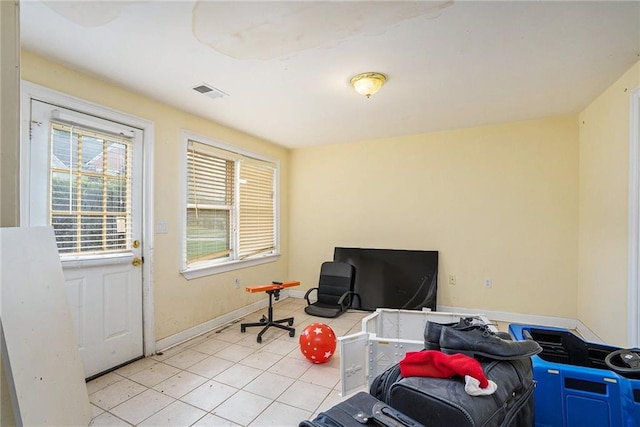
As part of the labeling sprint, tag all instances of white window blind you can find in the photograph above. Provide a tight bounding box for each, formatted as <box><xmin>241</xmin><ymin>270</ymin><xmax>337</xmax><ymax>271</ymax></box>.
<box><xmin>183</xmin><ymin>136</ymin><xmax>278</xmax><ymax>272</ymax></box>
<box><xmin>49</xmin><ymin>123</ymin><xmax>132</xmax><ymax>255</ymax></box>
<box><xmin>186</xmin><ymin>141</ymin><xmax>235</xmax><ymax>264</ymax></box>
<box><xmin>239</xmin><ymin>160</ymin><xmax>276</xmax><ymax>259</ymax></box>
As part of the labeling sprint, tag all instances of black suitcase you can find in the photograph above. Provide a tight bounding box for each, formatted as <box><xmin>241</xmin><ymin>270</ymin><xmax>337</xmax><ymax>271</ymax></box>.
<box><xmin>370</xmin><ymin>358</ymin><xmax>535</xmax><ymax>427</ymax></box>
<box><xmin>299</xmin><ymin>391</ymin><xmax>424</xmax><ymax>427</ymax></box>
<box><xmin>369</xmin><ymin>363</ymin><xmax>403</xmax><ymax>403</ymax></box>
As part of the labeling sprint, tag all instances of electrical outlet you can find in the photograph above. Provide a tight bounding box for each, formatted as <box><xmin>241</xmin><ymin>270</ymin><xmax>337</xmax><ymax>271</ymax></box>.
<box><xmin>484</xmin><ymin>278</ymin><xmax>492</xmax><ymax>288</ymax></box>
<box><xmin>448</xmin><ymin>275</ymin><xmax>456</xmax><ymax>285</ymax></box>
<box><xmin>235</xmin><ymin>278</ymin><xmax>241</xmax><ymax>289</ymax></box>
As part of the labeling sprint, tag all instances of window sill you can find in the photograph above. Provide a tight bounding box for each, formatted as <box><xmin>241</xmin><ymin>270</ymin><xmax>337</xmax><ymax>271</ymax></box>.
<box><xmin>180</xmin><ymin>253</ymin><xmax>280</xmax><ymax>280</ymax></box>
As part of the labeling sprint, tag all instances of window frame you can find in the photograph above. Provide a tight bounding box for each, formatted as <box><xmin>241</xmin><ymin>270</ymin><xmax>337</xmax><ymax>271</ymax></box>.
<box><xmin>179</xmin><ymin>130</ymin><xmax>280</xmax><ymax>279</ymax></box>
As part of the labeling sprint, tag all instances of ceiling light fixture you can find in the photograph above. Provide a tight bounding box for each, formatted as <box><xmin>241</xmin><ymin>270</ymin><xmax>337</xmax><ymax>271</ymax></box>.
<box><xmin>350</xmin><ymin>72</ymin><xmax>387</xmax><ymax>98</ymax></box>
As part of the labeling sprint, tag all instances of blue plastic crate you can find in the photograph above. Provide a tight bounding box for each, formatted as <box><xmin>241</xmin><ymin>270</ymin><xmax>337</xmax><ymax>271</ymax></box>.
<box><xmin>509</xmin><ymin>324</ymin><xmax>640</xmax><ymax>427</ymax></box>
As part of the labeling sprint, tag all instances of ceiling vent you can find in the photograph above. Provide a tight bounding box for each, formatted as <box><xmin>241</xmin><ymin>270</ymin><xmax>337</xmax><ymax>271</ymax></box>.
<box><xmin>192</xmin><ymin>83</ymin><xmax>228</xmax><ymax>100</ymax></box>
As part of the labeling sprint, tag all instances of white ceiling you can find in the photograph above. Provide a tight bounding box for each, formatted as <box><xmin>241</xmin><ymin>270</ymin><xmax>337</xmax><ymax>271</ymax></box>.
<box><xmin>20</xmin><ymin>1</ymin><xmax>640</xmax><ymax>148</ymax></box>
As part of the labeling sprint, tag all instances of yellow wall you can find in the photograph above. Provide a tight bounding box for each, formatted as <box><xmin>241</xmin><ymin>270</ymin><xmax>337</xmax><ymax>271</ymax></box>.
<box><xmin>289</xmin><ymin>116</ymin><xmax>579</xmax><ymax>318</ymax></box>
<box><xmin>20</xmin><ymin>51</ymin><xmax>291</xmax><ymax>341</ymax></box>
<box><xmin>19</xmin><ymin>49</ymin><xmax>640</xmax><ymax>349</ymax></box>
<box><xmin>0</xmin><ymin>0</ymin><xmax>20</xmax><ymax>228</ymax></box>
<box><xmin>578</xmin><ymin>61</ymin><xmax>640</xmax><ymax>346</ymax></box>
<box><xmin>1</xmin><ymin>0</ymin><xmax>19</xmax><ymax>423</ymax></box>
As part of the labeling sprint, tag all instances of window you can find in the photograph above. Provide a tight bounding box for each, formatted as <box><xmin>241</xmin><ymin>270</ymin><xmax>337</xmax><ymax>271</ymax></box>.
<box><xmin>49</xmin><ymin>122</ymin><xmax>132</xmax><ymax>256</ymax></box>
<box><xmin>181</xmin><ymin>131</ymin><xmax>279</xmax><ymax>278</ymax></box>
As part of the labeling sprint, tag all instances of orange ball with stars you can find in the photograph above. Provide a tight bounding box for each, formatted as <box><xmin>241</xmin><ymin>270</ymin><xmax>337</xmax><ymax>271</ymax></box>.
<box><xmin>299</xmin><ymin>322</ymin><xmax>337</xmax><ymax>364</ymax></box>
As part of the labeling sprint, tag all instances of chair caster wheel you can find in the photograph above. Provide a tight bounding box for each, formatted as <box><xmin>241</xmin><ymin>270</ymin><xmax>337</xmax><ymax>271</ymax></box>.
<box><xmin>289</xmin><ymin>330</ymin><xmax>295</xmax><ymax>337</ymax></box>
<box><xmin>240</xmin><ymin>326</ymin><xmax>246</xmax><ymax>333</ymax></box>
<box><xmin>288</xmin><ymin>320</ymin><xmax>294</xmax><ymax>326</ymax></box>
<box><xmin>257</xmin><ymin>336</ymin><xmax>262</xmax><ymax>344</ymax></box>
<box><xmin>260</xmin><ymin>316</ymin><xmax>267</xmax><ymax>323</ymax></box>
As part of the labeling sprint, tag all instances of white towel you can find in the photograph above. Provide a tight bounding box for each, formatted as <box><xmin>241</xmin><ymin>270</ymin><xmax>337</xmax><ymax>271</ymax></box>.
<box><xmin>464</xmin><ymin>375</ymin><xmax>498</xmax><ymax>396</ymax></box>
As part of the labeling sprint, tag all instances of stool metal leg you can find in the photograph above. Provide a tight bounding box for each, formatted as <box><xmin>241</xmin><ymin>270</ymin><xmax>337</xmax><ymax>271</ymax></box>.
<box><xmin>240</xmin><ymin>289</ymin><xmax>295</xmax><ymax>343</ymax></box>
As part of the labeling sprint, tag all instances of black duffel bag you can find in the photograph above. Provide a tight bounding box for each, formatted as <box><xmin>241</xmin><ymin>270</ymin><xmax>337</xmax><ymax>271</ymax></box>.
<box><xmin>371</xmin><ymin>358</ymin><xmax>534</xmax><ymax>427</ymax></box>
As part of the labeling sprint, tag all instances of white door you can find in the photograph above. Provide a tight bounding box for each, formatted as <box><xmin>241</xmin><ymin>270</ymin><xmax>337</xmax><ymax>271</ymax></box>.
<box><xmin>27</xmin><ymin>99</ymin><xmax>144</xmax><ymax>378</ymax></box>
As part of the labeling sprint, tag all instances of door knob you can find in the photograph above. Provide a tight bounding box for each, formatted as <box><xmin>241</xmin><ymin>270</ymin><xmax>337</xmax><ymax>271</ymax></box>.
<box><xmin>132</xmin><ymin>257</ymin><xmax>143</xmax><ymax>267</ymax></box>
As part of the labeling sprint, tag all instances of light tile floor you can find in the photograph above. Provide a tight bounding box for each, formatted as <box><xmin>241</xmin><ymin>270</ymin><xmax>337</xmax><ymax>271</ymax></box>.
<box><xmin>89</xmin><ymin>298</ymin><xmax>369</xmax><ymax>427</ymax></box>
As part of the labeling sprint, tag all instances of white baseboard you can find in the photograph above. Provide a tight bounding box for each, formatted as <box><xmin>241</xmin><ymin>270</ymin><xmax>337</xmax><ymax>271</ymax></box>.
<box><xmin>438</xmin><ymin>304</ymin><xmax>604</xmax><ymax>342</ymax></box>
<box><xmin>437</xmin><ymin>305</ymin><xmax>584</xmax><ymax>332</ymax></box>
<box><xmin>155</xmin><ymin>291</ymin><xmax>292</xmax><ymax>352</ymax></box>
<box><xmin>288</xmin><ymin>289</ymin><xmax>309</xmax><ymax>300</ymax></box>
<box><xmin>290</xmin><ymin>296</ymin><xmax>584</xmax><ymax>333</ymax></box>
<box><xmin>156</xmin><ymin>296</ymin><xmax>603</xmax><ymax>353</ymax></box>
<box><xmin>575</xmin><ymin>320</ymin><xmax>603</xmax><ymax>343</ymax></box>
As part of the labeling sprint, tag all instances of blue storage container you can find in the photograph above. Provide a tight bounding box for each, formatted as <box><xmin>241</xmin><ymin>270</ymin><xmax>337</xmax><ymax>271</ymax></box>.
<box><xmin>509</xmin><ymin>324</ymin><xmax>640</xmax><ymax>427</ymax></box>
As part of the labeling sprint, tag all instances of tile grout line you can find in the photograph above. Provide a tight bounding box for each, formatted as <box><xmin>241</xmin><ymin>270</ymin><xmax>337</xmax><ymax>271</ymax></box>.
<box><xmin>90</xmin><ymin>301</ymin><xmax>364</xmax><ymax>426</ymax></box>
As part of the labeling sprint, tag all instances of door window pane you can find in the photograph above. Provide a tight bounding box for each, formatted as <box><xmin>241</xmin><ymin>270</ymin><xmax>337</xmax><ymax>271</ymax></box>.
<box><xmin>49</xmin><ymin>123</ymin><xmax>133</xmax><ymax>256</ymax></box>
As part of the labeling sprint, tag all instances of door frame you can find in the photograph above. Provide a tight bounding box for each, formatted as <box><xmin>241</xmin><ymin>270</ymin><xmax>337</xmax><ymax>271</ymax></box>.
<box><xmin>628</xmin><ymin>86</ymin><xmax>640</xmax><ymax>348</ymax></box>
<box><xmin>19</xmin><ymin>81</ymin><xmax>156</xmax><ymax>357</ymax></box>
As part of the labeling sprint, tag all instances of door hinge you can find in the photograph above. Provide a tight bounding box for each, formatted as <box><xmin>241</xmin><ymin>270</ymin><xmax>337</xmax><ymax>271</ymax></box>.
<box><xmin>29</xmin><ymin>120</ymin><xmax>42</xmax><ymax>139</ymax></box>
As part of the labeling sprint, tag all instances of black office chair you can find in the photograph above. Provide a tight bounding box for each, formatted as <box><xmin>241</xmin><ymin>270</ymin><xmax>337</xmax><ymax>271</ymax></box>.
<box><xmin>304</xmin><ymin>261</ymin><xmax>360</xmax><ymax>318</ymax></box>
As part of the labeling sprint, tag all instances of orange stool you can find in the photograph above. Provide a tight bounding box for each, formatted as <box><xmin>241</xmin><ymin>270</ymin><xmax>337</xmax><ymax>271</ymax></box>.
<box><xmin>240</xmin><ymin>281</ymin><xmax>299</xmax><ymax>343</ymax></box>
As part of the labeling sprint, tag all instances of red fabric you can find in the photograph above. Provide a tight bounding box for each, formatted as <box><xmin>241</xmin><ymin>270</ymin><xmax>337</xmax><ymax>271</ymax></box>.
<box><xmin>399</xmin><ymin>350</ymin><xmax>489</xmax><ymax>388</ymax></box>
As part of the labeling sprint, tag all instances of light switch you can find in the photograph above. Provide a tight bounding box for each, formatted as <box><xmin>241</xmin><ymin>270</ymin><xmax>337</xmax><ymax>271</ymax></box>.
<box><xmin>156</xmin><ymin>221</ymin><xmax>169</xmax><ymax>234</ymax></box>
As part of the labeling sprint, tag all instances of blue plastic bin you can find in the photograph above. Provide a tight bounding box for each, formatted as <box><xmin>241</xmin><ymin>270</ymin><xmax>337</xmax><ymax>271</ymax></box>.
<box><xmin>509</xmin><ymin>324</ymin><xmax>640</xmax><ymax>427</ymax></box>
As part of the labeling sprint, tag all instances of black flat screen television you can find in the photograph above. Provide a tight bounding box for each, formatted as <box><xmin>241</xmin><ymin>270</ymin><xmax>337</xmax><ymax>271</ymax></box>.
<box><xmin>333</xmin><ymin>247</ymin><xmax>438</xmax><ymax>311</ymax></box>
